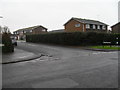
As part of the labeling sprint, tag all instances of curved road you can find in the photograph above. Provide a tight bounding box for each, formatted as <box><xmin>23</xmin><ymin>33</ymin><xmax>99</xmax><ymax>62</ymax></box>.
<box><xmin>3</xmin><ymin>41</ymin><xmax>118</xmax><ymax>88</ymax></box>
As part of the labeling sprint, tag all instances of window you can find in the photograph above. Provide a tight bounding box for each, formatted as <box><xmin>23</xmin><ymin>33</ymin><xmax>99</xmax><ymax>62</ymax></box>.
<box><xmin>42</xmin><ymin>29</ymin><xmax>46</xmax><ymax>31</ymax></box>
<box><xmin>30</xmin><ymin>30</ymin><xmax>32</xmax><ymax>32</ymax></box>
<box><xmin>86</xmin><ymin>24</ymin><xmax>90</xmax><ymax>29</ymax></box>
<box><xmin>100</xmin><ymin>25</ymin><xmax>102</xmax><ymax>30</ymax></box>
<box><xmin>75</xmin><ymin>24</ymin><xmax>80</xmax><ymax>27</ymax></box>
<box><xmin>93</xmin><ymin>25</ymin><xmax>96</xmax><ymax>29</ymax></box>
<box><xmin>98</xmin><ymin>25</ymin><xmax>100</xmax><ymax>29</ymax></box>
<box><xmin>102</xmin><ymin>25</ymin><xmax>106</xmax><ymax>30</ymax></box>
<box><xmin>90</xmin><ymin>24</ymin><xmax>93</xmax><ymax>29</ymax></box>
<box><xmin>21</xmin><ymin>31</ymin><xmax>23</xmax><ymax>33</ymax></box>
<box><xmin>24</xmin><ymin>31</ymin><xmax>26</xmax><ymax>33</ymax></box>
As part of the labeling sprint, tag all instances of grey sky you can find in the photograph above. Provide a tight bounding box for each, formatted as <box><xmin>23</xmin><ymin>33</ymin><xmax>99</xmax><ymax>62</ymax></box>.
<box><xmin>0</xmin><ymin>0</ymin><xmax>119</xmax><ymax>32</ymax></box>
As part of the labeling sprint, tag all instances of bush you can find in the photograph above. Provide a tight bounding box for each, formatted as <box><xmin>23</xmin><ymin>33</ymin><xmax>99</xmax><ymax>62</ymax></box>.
<box><xmin>26</xmin><ymin>32</ymin><xmax>120</xmax><ymax>46</ymax></box>
<box><xmin>2</xmin><ymin>33</ymin><xmax>14</xmax><ymax>53</ymax></box>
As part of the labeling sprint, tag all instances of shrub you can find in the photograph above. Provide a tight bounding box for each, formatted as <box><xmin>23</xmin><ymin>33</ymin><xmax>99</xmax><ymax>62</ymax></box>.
<box><xmin>2</xmin><ymin>33</ymin><xmax>14</xmax><ymax>53</ymax></box>
<box><xmin>26</xmin><ymin>32</ymin><xmax>120</xmax><ymax>46</ymax></box>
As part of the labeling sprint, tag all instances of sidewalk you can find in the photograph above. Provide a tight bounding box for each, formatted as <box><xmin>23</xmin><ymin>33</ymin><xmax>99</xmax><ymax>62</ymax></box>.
<box><xmin>2</xmin><ymin>48</ymin><xmax>42</xmax><ymax>64</ymax></box>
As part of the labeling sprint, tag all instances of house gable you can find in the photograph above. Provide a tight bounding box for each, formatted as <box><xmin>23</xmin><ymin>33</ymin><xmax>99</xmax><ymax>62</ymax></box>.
<box><xmin>64</xmin><ymin>19</ymin><xmax>86</xmax><ymax>32</ymax></box>
<box><xmin>111</xmin><ymin>22</ymin><xmax>120</xmax><ymax>33</ymax></box>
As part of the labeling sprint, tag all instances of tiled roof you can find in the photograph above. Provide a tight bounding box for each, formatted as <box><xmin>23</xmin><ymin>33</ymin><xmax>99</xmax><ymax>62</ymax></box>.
<box><xmin>14</xmin><ymin>25</ymin><xmax>47</xmax><ymax>32</ymax></box>
<box><xmin>50</xmin><ymin>29</ymin><xmax>65</xmax><ymax>33</ymax></box>
<box><xmin>64</xmin><ymin>17</ymin><xmax>108</xmax><ymax>26</ymax></box>
<box><xmin>111</xmin><ymin>22</ymin><xmax>120</xmax><ymax>28</ymax></box>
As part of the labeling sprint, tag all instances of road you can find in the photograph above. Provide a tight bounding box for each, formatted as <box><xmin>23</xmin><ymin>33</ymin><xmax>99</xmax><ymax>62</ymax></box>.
<box><xmin>2</xmin><ymin>42</ymin><xmax>118</xmax><ymax>88</ymax></box>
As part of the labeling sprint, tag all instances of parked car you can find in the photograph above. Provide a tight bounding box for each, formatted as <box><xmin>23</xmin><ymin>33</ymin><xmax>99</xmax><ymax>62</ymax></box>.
<box><xmin>11</xmin><ymin>37</ymin><xmax>17</xmax><ymax>46</ymax></box>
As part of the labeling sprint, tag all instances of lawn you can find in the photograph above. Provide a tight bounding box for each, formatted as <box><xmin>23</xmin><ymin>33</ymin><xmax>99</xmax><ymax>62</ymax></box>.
<box><xmin>91</xmin><ymin>45</ymin><xmax>120</xmax><ymax>50</ymax></box>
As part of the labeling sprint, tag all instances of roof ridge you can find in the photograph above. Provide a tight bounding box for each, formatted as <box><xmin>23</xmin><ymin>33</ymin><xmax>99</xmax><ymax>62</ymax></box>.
<box><xmin>15</xmin><ymin>25</ymin><xmax>41</xmax><ymax>31</ymax></box>
<box><xmin>72</xmin><ymin>17</ymin><xmax>108</xmax><ymax>25</ymax></box>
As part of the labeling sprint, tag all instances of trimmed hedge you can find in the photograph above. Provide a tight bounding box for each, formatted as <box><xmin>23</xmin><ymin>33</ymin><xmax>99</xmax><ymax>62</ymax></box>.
<box><xmin>26</xmin><ymin>32</ymin><xmax>120</xmax><ymax>46</ymax></box>
<box><xmin>2</xmin><ymin>33</ymin><xmax>14</xmax><ymax>53</ymax></box>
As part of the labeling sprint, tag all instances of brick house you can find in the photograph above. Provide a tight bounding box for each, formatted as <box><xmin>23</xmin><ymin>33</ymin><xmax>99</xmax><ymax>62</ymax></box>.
<box><xmin>111</xmin><ymin>22</ymin><xmax>120</xmax><ymax>33</ymax></box>
<box><xmin>13</xmin><ymin>25</ymin><xmax>47</xmax><ymax>40</ymax></box>
<box><xmin>64</xmin><ymin>17</ymin><xmax>108</xmax><ymax>33</ymax></box>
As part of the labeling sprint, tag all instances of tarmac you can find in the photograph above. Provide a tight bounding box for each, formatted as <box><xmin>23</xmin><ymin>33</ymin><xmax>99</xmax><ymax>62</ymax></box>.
<box><xmin>1</xmin><ymin>45</ymin><xmax>118</xmax><ymax>65</ymax></box>
<box><xmin>2</xmin><ymin>48</ymin><xmax>42</xmax><ymax>64</ymax></box>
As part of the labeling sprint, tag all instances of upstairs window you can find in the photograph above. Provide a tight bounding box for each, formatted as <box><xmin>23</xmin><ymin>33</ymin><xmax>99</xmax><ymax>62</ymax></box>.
<box><xmin>24</xmin><ymin>31</ymin><xmax>26</xmax><ymax>33</ymax></box>
<box><xmin>42</xmin><ymin>29</ymin><xmax>46</xmax><ymax>31</ymax></box>
<box><xmin>93</xmin><ymin>25</ymin><xmax>96</xmax><ymax>29</ymax></box>
<box><xmin>100</xmin><ymin>25</ymin><xmax>102</xmax><ymax>30</ymax></box>
<box><xmin>102</xmin><ymin>25</ymin><xmax>106</xmax><ymax>30</ymax></box>
<box><xmin>75</xmin><ymin>24</ymin><xmax>80</xmax><ymax>27</ymax></box>
<box><xmin>20</xmin><ymin>31</ymin><xmax>23</xmax><ymax>33</ymax></box>
<box><xmin>98</xmin><ymin>25</ymin><xmax>100</xmax><ymax>29</ymax></box>
<box><xmin>86</xmin><ymin>24</ymin><xmax>90</xmax><ymax>29</ymax></box>
<box><xmin>90</xmin><ymin>24</ymin><xmax>93</xmax><ymax>29</ymax></box>
<box><xmin>30</xmin><ymin>30</ymin><xmax>32</xmax><ymax>32</ymax></box>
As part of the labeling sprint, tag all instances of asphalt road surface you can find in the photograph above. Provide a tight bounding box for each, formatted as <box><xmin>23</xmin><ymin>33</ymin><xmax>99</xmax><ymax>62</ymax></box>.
<box><xmin>2</xmin><ymin>42</ymin><xmax>118</xmax><ymax>88</ymax></box>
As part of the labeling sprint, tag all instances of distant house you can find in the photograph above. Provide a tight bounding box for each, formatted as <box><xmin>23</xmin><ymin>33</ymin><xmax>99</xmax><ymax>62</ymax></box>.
<box><xmin>64</xmin><ymin>17</ymin><xmax>108</xmax><ymax>33</ymax></box>
<box><xmin>13</xmin><ymin>25</ymin><xmax>47</xmax><ymax>40</ymax></box>
<box><xmin>49</xmin><ymin>29</ymin><xmax>65</xmax><ymax>33</ymax></box>
<box><xmin>111</xmin><ymin>22</ymin><xmax>120</xmax><ymax>33</ymax></box>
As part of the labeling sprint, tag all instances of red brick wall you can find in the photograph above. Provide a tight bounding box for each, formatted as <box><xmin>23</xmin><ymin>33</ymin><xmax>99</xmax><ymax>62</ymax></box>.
<box><xmin>32</xmin><ymin>27</ymin><xmax>47</xmax><ymax>34</ymax></box>
<box><xmin>64</xmin><ymin>19</ymin><xmax>86</xmax><ymax>32</ymax></box>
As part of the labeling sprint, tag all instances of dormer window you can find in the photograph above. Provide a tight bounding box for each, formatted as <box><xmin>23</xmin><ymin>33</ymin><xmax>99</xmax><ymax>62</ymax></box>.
<box><xmin>75</xmin><ymin>24</ymin><xmax>80</xmax><ymax>27</ymax></box>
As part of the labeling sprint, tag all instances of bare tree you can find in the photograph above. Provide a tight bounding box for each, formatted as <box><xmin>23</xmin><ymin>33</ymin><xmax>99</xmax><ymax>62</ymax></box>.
<box><xmin>2</xmin><ymin>26</ymin><xmax>11</xmax><ymax>34</ymax></box>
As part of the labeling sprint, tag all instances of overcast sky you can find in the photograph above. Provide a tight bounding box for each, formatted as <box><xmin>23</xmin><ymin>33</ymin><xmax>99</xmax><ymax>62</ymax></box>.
<box><xmin>0</xmin><ymin>0</ymin><xmax>119</xmax><ymax>32</ymax></box>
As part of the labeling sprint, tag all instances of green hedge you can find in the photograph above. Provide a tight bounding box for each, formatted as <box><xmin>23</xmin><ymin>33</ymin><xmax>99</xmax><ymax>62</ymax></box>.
<box><xmin>26</xmin><ymin>32</ymin><xmax>120</xmax><ymax>46</ymax></box>
<box><xmin>2</xmin><ymin>33</ymin><xmax>14</xmax><ymax>53</ymax></box>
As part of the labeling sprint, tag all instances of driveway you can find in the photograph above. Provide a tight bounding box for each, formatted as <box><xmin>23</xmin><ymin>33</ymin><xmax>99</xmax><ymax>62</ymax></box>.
<box><xmin>2</xmin><ymin>42</ymin><xmax>118</xmax><ymax>88</ymax></box>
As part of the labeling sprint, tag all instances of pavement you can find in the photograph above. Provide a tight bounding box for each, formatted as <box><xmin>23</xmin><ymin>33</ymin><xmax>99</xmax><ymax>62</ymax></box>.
<box><xmin>2</xmin><ymin>48</ymin><xmax>42</xmax><ymax>64</ymax></box>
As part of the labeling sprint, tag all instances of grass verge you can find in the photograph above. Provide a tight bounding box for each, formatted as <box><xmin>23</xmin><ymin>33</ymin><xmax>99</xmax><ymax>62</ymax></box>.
<box><xmin>90</xmin><ymin>45</ymin><xmax>120</xmax><ymax>50</ymax></box>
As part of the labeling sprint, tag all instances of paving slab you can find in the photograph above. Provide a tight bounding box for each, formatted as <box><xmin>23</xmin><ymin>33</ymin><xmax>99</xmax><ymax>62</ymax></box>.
<box><xmin>2</xmin><ymin>48</ymin><xmax>41</xmax><ymax>64</ymax></box>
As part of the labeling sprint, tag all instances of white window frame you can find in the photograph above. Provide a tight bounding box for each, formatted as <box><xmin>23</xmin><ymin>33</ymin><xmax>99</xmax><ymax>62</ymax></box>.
<box><xmin>93</xmin><ymin>25</ymin><xmax>96</xmax><ymax>29</ymax></box>
<box><xmin>42</xmin><ymin>29</ymin><xmax>46</xmax><ymax>31</ymax></box>
<box><xmin>102</xmin><ymin>25</ymin><xmax>106</xmax><ymax>30</ymax></box>
<box><xmin>30</xmin><ymin>30</ymin><xmax>32</xmax><ymax>32</ymax></box>
<box><xmin>86</xmin><ymin>24</ymin><xmax>90</xmax><ymax>29</ymax></box>
<box><xmin>98</xmin><ymin>25</ymin><xmax>100</xmax><ymax>29</ymax></box>
<box><xmin>75</xmin><ymin>23</ymin><xmax>80</xmax><ymax>27</ymax></box>
<box><xmin>24</xmin><ymin>31</ymin><xmax>26</xmax><ymax>33</ymax></box>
